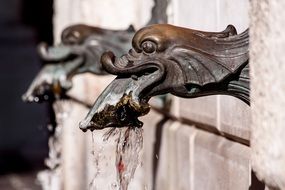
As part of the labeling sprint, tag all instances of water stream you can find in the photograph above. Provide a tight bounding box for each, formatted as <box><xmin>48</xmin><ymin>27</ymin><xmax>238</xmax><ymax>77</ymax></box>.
<box><xmin>38</xmin><ymin>99</ymin><xmax>70</xmax><ymax>190</ymax></box>
<box><xmin>114</xmin><ymin>127</ymin><xmax>143</xmax><ymax>190</ymax></box>
<box><xmin>89</xmin><ymin>132</ymin><xmax>104</xmax><ymax>190</ymax></box>
<box><xmin>90</xmin><ymin>127</ymin><xmax>143</xmax><ymax>190</ymax></box>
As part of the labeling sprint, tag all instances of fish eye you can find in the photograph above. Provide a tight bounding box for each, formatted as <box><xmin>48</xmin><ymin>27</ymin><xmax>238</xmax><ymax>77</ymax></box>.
<box><xmin>141</xmin><ymin>41</ymin><xmax>156</xmax><ymax>54</ymax></box>
<box><xmin>72</xmin><ymin>31</ymin><xmax>81</xmax><ymax>38</ymax></box>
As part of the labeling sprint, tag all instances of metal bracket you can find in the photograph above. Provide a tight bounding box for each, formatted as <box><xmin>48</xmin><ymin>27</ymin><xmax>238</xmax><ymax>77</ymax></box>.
<box><xmin>80</xmin><ymin>24</ymin><xmax>249</xmax><ymax>131</ymax></box>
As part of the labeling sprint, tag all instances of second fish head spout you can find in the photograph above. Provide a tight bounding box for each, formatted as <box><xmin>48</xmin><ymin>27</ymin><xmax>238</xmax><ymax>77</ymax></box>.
<box><xmin>22</xmin><ymin>24</ymin><xmax>134</xmax><ymax>103</ymax></box>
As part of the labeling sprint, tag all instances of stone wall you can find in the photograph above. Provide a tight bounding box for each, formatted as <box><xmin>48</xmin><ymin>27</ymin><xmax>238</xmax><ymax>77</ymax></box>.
<box><xmin>52</xmin><ymin>0</ymin><xmax>155</xmax><ymax>190</ymax></box>
<box><xmin>49</xmin><ymin>0</ymin><xmax>285</xmax><ymax>189</ymax></box>
<box><xmin>153</xmin><ymin>1</ymin><xmax>254</xmax><ymax>189</ymax></box>
<box><xmin>251</xmin><ymin>0</ymin><xmax>285</xmax><ymax>189</ymax></box>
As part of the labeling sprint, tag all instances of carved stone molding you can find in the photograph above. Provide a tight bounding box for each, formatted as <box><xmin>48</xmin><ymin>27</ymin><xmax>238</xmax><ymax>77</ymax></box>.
<box><xmin>80</xmin><ymin>24</ymin><xmax>249</xmax><ymax>131</ymax></box>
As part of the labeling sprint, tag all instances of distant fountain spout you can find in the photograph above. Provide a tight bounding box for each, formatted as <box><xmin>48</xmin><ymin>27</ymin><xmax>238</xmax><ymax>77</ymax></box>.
<box><xmin>23</xmin><ymin>24</ymin><xmax>134</xmax><ymax>103</ymax></box>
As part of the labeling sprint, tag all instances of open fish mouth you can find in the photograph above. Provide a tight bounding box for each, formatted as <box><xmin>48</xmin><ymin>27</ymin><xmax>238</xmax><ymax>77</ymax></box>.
<box><xmin>21</xmin><ymin>59</ymin><xmax>80</xmax><ymax>103</ymax></box>
<box><xmin>22</xmin><ymin>80</ymin><xmax>66</xmax><ymax>103</ymax></box>
<box><xmin>79</xmin><ymin>48</ymin><xmax>165</xmax><ymax>131</ymax></box>
<box><xmin>22</xmin><ymin>43</ymin><xmax>84</xmax><ymax>103</ymax></box>
<box><xmin>79</xmin><ymin>91</ymin><xmax>150</xmax><ymax>131</ymax></box>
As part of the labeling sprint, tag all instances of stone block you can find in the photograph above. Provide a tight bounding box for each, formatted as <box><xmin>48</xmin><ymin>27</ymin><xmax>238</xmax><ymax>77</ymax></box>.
<box><xmin>218</xmin><ymin>95</ymin><xmax>251</xmax><ymax>141</ymax></box>
<box><xmin>192</xmin><ymin>130</ymin><xmax>251</xmax><ymax>190</ymax></box>
<box><xmin>175</xmin><ymin>124</ymin><xmax>197</xmax><ymax>190</ymax></box>
<box><xmin>172</xmin><ymin>0</ymin><xmax>218</xmax><ymax>30</ymax></box>
<box><xmin>155</xmin><ymin>120</ymin><xmax>174</xmax><ymax>190</ymax></box>
<box><xmin>167</xmin><ymin>122</ymin><xmax>181</xmax><ymax>190</ymax></box>
<box><xmin>250</xmin><ymin>0</ymin><xmax>285</xmax><ymax>188</ymax></box>
<box><xmin>218</xmin><ymin>0</ymin><xmax>249</xmax><ymax>32</ymax></box>
<box><xmin>156</xmin><ymin>122</ymin><xmax>197</xmax><ymax>190</ymax></box>
<box><xmin>179</xmin><ymin>97</ymin><xmax>218</xmax><ymax>128</ymax></box>
<box><xmin>216</xmin><ymin>0</ymin><xmax>250</xmax><ymax>141</ymax></box>
<box><xmin>67</xmin><ymin>74</ymin><xmax>115</xmax><ymax>106</ymax></box>
<box><xmin>140</xmin><ymin>109</ymin><xmax>164</xmax><ymax>190</ymax></box>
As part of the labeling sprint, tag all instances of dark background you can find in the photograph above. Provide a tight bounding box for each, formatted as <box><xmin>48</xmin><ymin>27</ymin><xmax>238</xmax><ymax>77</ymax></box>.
<box><xmin>0</xmin><ymin>0</ymin><xmax>53</xmax><ymax>188</ymax></box>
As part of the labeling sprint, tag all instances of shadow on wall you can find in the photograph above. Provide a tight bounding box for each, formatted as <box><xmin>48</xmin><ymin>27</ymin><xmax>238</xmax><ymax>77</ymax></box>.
<box><xmin>0</xmin><ymin>0</ymin><xmax>53</xmax><ymax>175</ymax></box>
<box><xmin>249</xmin><ymin>171</ymin><xmax>266</xmax><ymax>190</ymax></box>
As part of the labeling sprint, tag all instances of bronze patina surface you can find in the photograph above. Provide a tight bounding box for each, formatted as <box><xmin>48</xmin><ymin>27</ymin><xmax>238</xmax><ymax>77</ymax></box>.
<box><xmin>80</xmin><ymin>24</ymin><xmax>249</xmax><ymax>131</ymax></box>
<box><xmin>80</xmin><ymin>92</ymin><xmax>150</xmax><ymax>131</ymax></box>
<box><xmin>23</xmin><ymin>24</ymin><xmax>134</xmax><ymax>103</ymax></box>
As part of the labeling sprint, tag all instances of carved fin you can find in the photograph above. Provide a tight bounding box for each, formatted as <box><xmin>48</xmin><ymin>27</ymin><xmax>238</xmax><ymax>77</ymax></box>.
<box><xmin>168</xmin><ymin>29</ymin><xmax>249</xmax><ymax>86</ymax></box>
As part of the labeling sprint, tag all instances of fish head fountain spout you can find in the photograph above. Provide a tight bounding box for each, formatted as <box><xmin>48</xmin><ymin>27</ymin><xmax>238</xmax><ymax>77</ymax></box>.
<box><xmin>22</xmin><ymin>24</ymin><xmax>134</xmax><ymax>103</ymax></box>
<box><xmin>80</xmin><ymin>24</ymin><xmax>250</xmax><ymax>131</ymax></box>
<box><xmin>21</xmin><ymin>42</ymin><xmax>84</xmax><ymax>103</ymax></box>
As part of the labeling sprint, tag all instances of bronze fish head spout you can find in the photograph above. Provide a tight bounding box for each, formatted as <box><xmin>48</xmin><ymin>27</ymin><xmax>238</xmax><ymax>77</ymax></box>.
<box><xmin>23</xmin><ymin>24</ymin><xmax>134</xmax><ymax>103</ymax></box>
<box><xmin>79</xmin><ymin>24</ymin><xmax>249</xmax><ymax>131</ymax></box>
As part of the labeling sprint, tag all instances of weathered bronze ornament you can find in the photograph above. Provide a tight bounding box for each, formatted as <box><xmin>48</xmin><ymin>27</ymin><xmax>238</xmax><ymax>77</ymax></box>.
<box><xmin>22</xmin><ymin>0</ymin><xmax>168</xmax><ymax>104</ymax></box>
<box><xmin>22</xmin><ymin>24</ymin><xmax>134</xmax><ymax>103</ymax></box>
<box><xmin>80</xmin><ymin>24</ymin><xmax>249</xmax><ymax>131</ymax></box>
